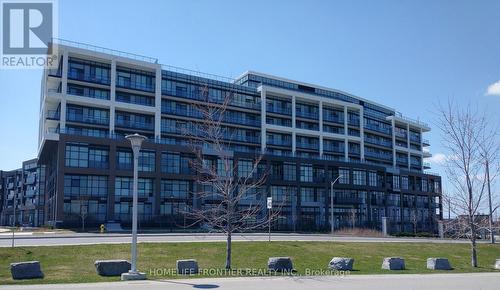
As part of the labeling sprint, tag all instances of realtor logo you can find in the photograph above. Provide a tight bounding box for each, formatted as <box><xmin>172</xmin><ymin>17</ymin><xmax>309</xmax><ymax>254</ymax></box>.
<box><xmin>1</xmin><ymin>0</ymin><xmax>58</xmax><ymax>68</ymax></box>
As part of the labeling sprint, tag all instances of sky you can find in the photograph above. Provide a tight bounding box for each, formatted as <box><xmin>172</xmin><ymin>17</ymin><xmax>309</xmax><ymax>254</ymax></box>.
<box><xmin>0</xmin><ymin>0</ymin><xmax>499</xmax><ymax>191</ymax></box>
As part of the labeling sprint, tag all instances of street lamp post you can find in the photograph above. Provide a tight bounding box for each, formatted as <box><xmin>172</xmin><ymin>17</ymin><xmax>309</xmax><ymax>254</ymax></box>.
<box><xmin>330</xmin><ymin>175</ymin><xmax>343</xmax><ymax>235</ymax></box>
<box><xmin>121</xmin><ymin>133</ymin><xmax>147</xmax><ymax>281</ymax></box>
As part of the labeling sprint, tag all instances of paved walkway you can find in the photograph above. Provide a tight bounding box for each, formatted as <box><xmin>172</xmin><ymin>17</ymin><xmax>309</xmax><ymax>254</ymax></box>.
<box><xmin>0</xmin><ymin>232</ymin><xmax>481</xmax><ymax>247</ymax></box>
<box><xmin>1</xmin><ymin>273</ymin><xmax>500</xmax><ymax>290</ymax></box>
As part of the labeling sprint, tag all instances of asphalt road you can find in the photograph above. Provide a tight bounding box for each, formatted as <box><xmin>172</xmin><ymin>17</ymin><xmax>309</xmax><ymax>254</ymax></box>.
<box><xmin>1</xmin><ymin>273</ymin><xmax>499</xmax><ymax>290</ymax></box>
<box><xmin>0</xmin><ymin>232</ymin><xmax>485</xmax><ymax>247</ymax></box>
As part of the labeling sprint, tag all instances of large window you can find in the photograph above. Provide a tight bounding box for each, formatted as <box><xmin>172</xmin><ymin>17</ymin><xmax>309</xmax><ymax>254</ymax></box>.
<box><xmin>353</xmin><ymin>170</ymin><xmax>366</xmax><ymax>186</ymax></box>
<box><xmin>368</xmin><ymin>171</ymin><xmax>378</xmax><ymax>187</ymax></box>
<box><xmin>65</xmin><ymin>143</ymin><xmax>88</xmax><ymax>168</ymax></box>
<box><xmin>65</xmin><ymin>143</ymin><xmax>109</xmax><ymax>169</ymax></box>
<box><xmin>237</xmin><ymin>159</ymin><xmax>254</xmax><ymax>178</ymax></box>
<box><xmin>401</xmin><ymin>176</ymin><xmax>409</xmax><ymax>190</ymax></box>
<box><xmin>115</xmin><ymin>177</ymin><xmax>154</xmax><ymax>197</ymax></box>
<box><xmin>117</xmin><ymin>68</ymin><xmax>154</xmax><ymax>92</ymax></box>
<box><xmin>161</xmin><ymin>152</ymin><xmax>180</xmax><ymax>173</ymax></box>
<box><xmin>283</xmin><ymin>163</ymin><xmax>296</xmax><ymax>181</ymax></box>
<box><xmin>63</xmin><ymin>175</ymin><xmax>108</xmax><ymax>197</ymax></box>
<box><xmin>116</xmin><ymin>150</ymin><xmax>132</xmax><ymax>170</ymax></box>
<box><xmin>300</xmin><ymin>164</ymin><xmax>313</xmax><ymax>182</ymax></box>
<box><xmin>270</xmin><ymin>186</ymin><xmax>292</xmax><ymax>203</ymax></box>
<box><xmin>160</xmin><ymin>180</ymin><xmax>190</xmax><ymax>198</ymax></box>
<box><xmin>339</xmin><ymin>168</ymin><xmax>350</xmax><ymax>184</ymax></box>
<box><xmin>300</xmin><ymin>187</ymin><xmax>316</xmax><ymax>202</ymax></box>
<box><xmin>138</xmin><ymin>150</ymin><xmax>155</xmax><ymax>172</ymax></box>
<box><xmin>217</xmin><ymin>158</ymin><xmax>233</xmax><ymax>177</ymax></box>
<box><xmin>393</xmin><ymin>175</ymin><xmax>400</xmax><ymax>190</ymax></box>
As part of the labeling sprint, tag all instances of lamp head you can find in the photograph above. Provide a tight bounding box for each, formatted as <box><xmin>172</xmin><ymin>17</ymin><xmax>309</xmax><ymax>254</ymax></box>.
<box><xmin>125</xmin><ymin>133</ymin><xmax>147</xmax><ymax>154</ymax></box>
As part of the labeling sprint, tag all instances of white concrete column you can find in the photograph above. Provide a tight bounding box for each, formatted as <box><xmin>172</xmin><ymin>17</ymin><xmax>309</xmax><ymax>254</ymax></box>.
<box><xmin>344</xmin><ymin>106</ymin><xmax>348</xmax><ymax>161</ymax></box>
<box><xmin>391</xmin><ymin>119</ymin><xmax>396</xmax><ymax>167</ymax></box>
<box><xmin>60</xmin><ymin>49</ymin><xmax>69</xmax><ymax>131</ymax></box>
<box><xmin>359</xmin><ymin>107</ymin><xmax>365</xmax><ymax>161</ymax></box>
<box><xmin>109</xmin><ymin>59</ymin><xmax>117</xmax><ymax>136</ymax></box>
<box><xmin>154</xmin><ymin>65</ymin><xmax>162</xmax><ymax>140</ymax></box>
<box><xmin>407</xmin><ymin>123</ymin><xmax>411</xmax><ymax>170</ymax></box>
<box><xmin>292</xmin><ymin>95</ymin><xmax>296</xmax><ymax>154</ymax></box>
<box><xmin>319</xmin><ymin>101</ymin><xmax>323</xmax><ymax>156</ymax></box>
<box><xmin>260</xmin><ymin>88</ymin><xmax>267</xmax><ymax>152</ymax></box>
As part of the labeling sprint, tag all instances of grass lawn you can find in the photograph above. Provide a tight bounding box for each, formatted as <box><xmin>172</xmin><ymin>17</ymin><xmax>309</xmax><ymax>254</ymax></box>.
<box><xmin>0</xmin><ymin>241</ymin><xmax>499</xmax><ymax>284</ymax></box>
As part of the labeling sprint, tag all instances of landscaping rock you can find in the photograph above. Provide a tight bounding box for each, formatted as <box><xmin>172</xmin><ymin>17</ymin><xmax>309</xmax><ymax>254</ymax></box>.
<box><xmin>177</xmin><ymin>259</ymin><xmax>199</xmax><ymax>274</ymax></box>
<box><xmin>268</xmin><ymin>257</ymin><xmax>294</xmax><ymax>272</ymax></box>
<box><xmin>381</xmin><ymin>257</ymin><xmax>405</xmax><ymax>270</ymax></box>
<box><xmin>94</xmin><ymin>260</ymin><xmax>131</xmax><ymax>276</ymax></box>
<box><xmin>427</xmin><ymin>258</ymin><xmax>452</xmax><ymax>270</ymax></box>
<box><xmin>328</xmin><ymin>257</ymin><xmax>354</xmax><ymax>271</ymax></box>
<box><xmin>10</xmin><ymin>261</ymin><xmax>44</xmax><ymax>280</ymax></box>
<box><xmin>495</xmin><ymin>259</ymin><xmax>500</xmax><ymax>270</ymax></box>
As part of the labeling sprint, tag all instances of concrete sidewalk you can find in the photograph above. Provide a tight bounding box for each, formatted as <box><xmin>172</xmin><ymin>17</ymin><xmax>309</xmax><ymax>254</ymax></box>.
<box><xmin>0</xmin><ymin>232</ymin><xmax>482</xmax><ymax>247</ymax></box>
<box><xmin>1</xmin><ymin>273</ymin><xmax>499</xmax><ymax>290</ymax></box>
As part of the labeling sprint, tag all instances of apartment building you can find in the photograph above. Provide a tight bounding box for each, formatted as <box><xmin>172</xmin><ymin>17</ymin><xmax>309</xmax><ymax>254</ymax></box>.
<box><xmin>0</xmin><ymin>159</ymin><xmax>45</xmax><ymax>227</ymax></box>
<box><xmin>30</xmin><ymin>39</ymin><xmax>443</xmax><ymax>233</ymax></box>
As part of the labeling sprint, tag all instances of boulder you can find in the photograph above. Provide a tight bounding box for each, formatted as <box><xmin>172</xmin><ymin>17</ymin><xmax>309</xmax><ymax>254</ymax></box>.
<box><xmin>268</xmin><ymin>257</ymin><xmax>294</xmax><ymax>272</ymax></box>
<box><xmin>10</xmin><ymin>261</ymin><xmax>44</xmax><ymax>280</ymax></box>
<box><xmin>177</xmin><ymin>259</ymin><xmax>199</xmax><ymax>275</ymax></box>
<box><xmin>427</xmin><ymin>258</ymin><xmax>452</xmax><ymax>270</ymax></box>
<box><xmin>94</xmin><ymin>260</ymin><xmax>131</xmax><ymax>276</ymax></box>
<box><xmin>328</xmin><ymin>257</ymin><xmax>354</xmax><ymax>271</ymax></box>
<box><xmin>495</xmin><ymin>259</ymin><xmax>500</xmax><ymax>270</ymax></box>
<box><xmin>381</xmin><ymin>257</ymin><xmax>405</xmax><ymax>270</ymax></box>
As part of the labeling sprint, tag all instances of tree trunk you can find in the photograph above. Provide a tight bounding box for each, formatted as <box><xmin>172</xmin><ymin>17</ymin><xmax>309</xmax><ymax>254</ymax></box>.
<box><xmin>470</xmin><ymin>221</ymin><xmax>478</xmax><ymax>267</ymax></box>
<box><xmin>225</xmin><ymin>231</ymin><xmax>232</xmax><ymax>270</ymax></box>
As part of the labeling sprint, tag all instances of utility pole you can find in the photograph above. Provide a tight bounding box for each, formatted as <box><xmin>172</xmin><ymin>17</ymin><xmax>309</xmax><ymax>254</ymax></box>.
<box><xmin>485</xmin><ymin>159</ymin><xmax>495</xmax><ymax>244</ymax></box>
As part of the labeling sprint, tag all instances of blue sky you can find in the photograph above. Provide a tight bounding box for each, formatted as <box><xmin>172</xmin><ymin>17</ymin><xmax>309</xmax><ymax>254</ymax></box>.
<box><xmin>1</xmin><ymin>0</ymin><xmax>499</xmax><ymax>187</ymax></box>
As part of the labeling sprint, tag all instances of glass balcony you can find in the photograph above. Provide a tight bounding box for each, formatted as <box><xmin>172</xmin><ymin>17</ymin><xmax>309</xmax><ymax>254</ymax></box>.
<box><xmin>117</xmin><ymin>79</ymin><xmax>154</xmax><ymax>93</ymax></box>
<box><xmin>116</xmin><ymin>119</ymin><xmax>154</xmax><ymax>131</ymax></box>
<box><xmin>395</xmin><ymin>131</ymin><xmax>407</xmax><ymax>139</ymax></box>
<box><xmin>68</xmin><ymin>71</ymin><xmax>110</xmax><ymax>85</ymax></box>
<box><xmin>364</xmin><ymin>137</ymin><xmax>392</xmax><ymax>148</ymax></box>
<box><xmin>67</xmin><ymin>114</ymin><xmax>109</xmax><ymax>125</ymax></box>
<box><xmin>162</xmin><ymin>106</ymin><xmax>202</xmax><ymax>118</ymax></box>
<box><xmin>46</xmin><ymin>110</ymin><xmax>60</xmax><ymax>120</ymax></box>
<box><xmin>410</xmin><ymin>135</ymin><xmax>421</xmax><ymax>143</ymax></box>
<box><xmin>323</xmin><ymin>145</ymin><xmax>345</xmax><ymax>153</ymax></box>
<box><xmin>267</xmin><ymin>139</ymin><xmax>292</xmax><ymax>147</ymax></box>
<box><xmin>267</xmin><ymin>106</ymin><xmax>292</xmax><ymax>115</ymax></box>
<box><xmin>365</xmin><ymin>150</ymin><xmax>393</xmax><ymax>161</ymax></box>
<box><xmin>323</xmin><ymin>114</ymin><xmax>344</xmax><ymax>124</ymax></box>
<box><xmin>296</xmin><ymin>142</ymin><xmax>319</xmax><ymax>150</ymax></box>
<box><xmin>348</xmin><ymin>116</ymin><xmax>360</xmax><ymax>126</ymax></box>
<box><xmin>364</xmin><ymin>123</ymin><xmax>391</xmax><ymax>135</ymax></box>
<box><xmin>296</xmin><ymin>111</ymin><xmax>319</xmax><ymax>120</ymax></box>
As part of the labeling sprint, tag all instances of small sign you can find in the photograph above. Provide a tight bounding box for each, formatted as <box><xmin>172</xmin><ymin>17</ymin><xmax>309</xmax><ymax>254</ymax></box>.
<box><xmin>267</xmin><ymin>197</ymin><xmax>272</xmax><ymax>209</ymax></box>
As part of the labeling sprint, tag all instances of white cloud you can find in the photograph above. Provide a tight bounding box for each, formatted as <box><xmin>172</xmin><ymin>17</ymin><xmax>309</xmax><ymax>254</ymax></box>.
<box><xmin>486</xmin><ymin>80</ymin><xmax>500</xmax><ymax>96</ymax></box>
<box><xmin>427</xmin><ymin>153</ymin><xmax>447</xmax><ymax>165</ymax></box>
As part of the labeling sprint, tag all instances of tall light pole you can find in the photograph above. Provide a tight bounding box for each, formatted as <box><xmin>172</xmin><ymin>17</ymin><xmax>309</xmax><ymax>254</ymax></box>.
<box><xmin>330</xmin><ymin>174</ymin><xmax>343</xmax><ymax>235</ymax></box>
<box><xmin>121</xmin><ymin>133</ymin><xmax>147</xmax><ymax>281</ymax></box>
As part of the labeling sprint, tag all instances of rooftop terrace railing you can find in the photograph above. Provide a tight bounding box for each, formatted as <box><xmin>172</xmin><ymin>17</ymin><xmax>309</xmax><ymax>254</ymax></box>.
<box><xmin>394</xmin><ymin>111</ymin><xmax>429</xmax><ymax>128</ymax></box>
<box><xmin>53</xmin><ymin>38</ymin><xmax>159</xmax><ymax>63</ymax></box>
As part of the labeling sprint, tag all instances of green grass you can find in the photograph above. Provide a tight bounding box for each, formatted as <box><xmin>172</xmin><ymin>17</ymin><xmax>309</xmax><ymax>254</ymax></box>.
<box><xmin>0</xmin><ymin>242</ymin><xmax>499</xmax><ymax>284</ymax></box>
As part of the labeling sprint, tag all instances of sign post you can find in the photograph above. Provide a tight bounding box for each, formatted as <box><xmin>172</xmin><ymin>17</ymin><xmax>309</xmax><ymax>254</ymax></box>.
<box><xmin>267</xmin><ymin>197</ymin><xmax>272</xmax><ymax>242</ymax></box>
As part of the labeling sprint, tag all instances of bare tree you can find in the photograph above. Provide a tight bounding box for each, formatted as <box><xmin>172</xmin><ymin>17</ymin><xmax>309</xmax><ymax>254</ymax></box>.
<box><xmin>477</xmin><ymin>120</ymin><xmax>500</xmax><ymax>243</ymax></box>
<box><xmin>437</xmin><ymin>101</ymin><xmax>490</xmax><ymax>267</ymax></box>
<box><xmin>182</xmin><ymin>87</ymin><xmax>281</xmax><ymax>269</ymax></box>
<box><xmin>410</xmin><ymin>207</ymin><xmax>418</xmax><ymax>235</ymax></box>
<box><xmin>78</xmin><ymin>197</ymin><xmax>89</xmax><ymax>232</ymax></box>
